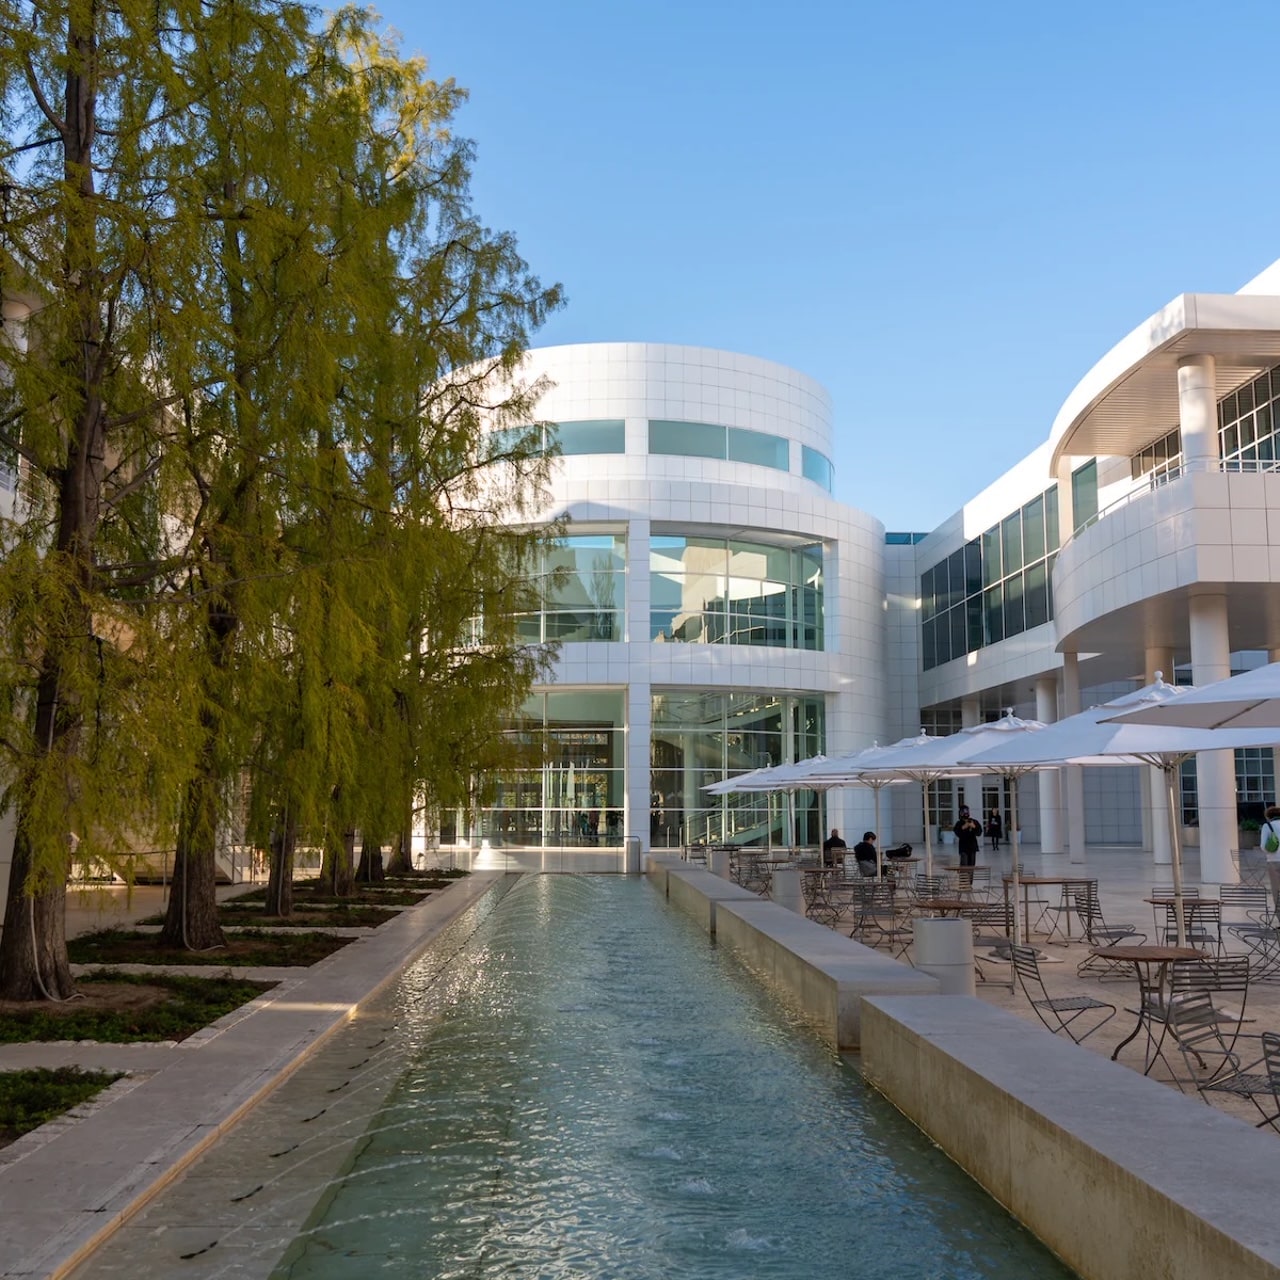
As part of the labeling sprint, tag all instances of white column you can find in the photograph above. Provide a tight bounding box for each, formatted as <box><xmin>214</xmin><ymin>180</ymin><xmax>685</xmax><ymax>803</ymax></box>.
<box><xmin>1061</xmin><ymin>653</ymin><xmax>1087</xmax><ymax>864</ymax></box>
<box><xmin>1145</xmin><ymin>648</ymin><xmax>1175</xmax><ymax>865</ymax></box>
<box><xmin>626</xmin><ymin>519</ymin><xmax>653</xmax><ymax>850</ymax></box>
<box><xmin>1190</xmin><ymin>593</ymin><xmax>1238</xmax><ymax>884</ymax></box>
<box><xmin>1035</xmin><ymin>674</ymin><xmax>1063</xmax><ymax>853</ymax></box>
<box><xmin>1177</xmin><ymin>355</ymin><xmax>1221</xmax><ymax>473</ymax></box>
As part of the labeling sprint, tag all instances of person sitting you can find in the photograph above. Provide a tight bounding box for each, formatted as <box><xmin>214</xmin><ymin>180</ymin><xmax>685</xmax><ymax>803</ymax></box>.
<box><xmin>853</xmin><ymin>831</ymin><xmax>880</xmax><ymax>876</ymax></box>
<box><xmin>822</xmin><ymin>827</ymin><xmax>848</xmax><ymax>866</ymax></box>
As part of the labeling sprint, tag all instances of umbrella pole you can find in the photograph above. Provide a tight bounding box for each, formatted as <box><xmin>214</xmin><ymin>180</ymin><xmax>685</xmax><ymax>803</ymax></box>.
<box><xmin>922</xmin><ymin>782</ymin><xmax>933</xmax><ymax>879</ymax></box>
<box><xmin>873</xmin><ymin>785</ymin><xmax>883</xmax><ymax>879</ymax></box>
<box><xmin>1164</xmin><ymin>764</ymin><xmax>1187</xmax><ymax>947</ymax></box>
<box><xmin>1009</xmin><ymin>774</ymin><xmax>1022</xmax><ymax>949</ymax></box>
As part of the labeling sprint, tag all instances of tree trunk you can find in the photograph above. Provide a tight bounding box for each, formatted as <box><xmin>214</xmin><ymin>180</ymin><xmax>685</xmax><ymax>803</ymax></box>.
<box><xmin>0</xmin><ymin>32</ymin><xmax>105</xmax><ymax>1000</ymax></box>
<box><xmin>0</xmin><ymin>831</ymin><xmax>75</xmax><ymax>1001</ymax></box>
<box><xmin>386</xmin><ymin>827</ymin><xmax>413</xmax><ymax>876</ymax></box>
<box><xmin>160</xmin><ymin>764</ymin><xmax>227</xmax><ymax>950</ymax></box>
<box><xmin>264</xmin><ymin>806</ymin><xmax>296</xmax><ymax>918</ymax></box>
<box><xmin>320</xmin><ymin>826</ymin><xmax>356</xmax><ymax>897</ymax></box>
<box><xmin>355</xmin><ymin>832</ymin><xmax>385</xmax><ymax>882</ymax></box>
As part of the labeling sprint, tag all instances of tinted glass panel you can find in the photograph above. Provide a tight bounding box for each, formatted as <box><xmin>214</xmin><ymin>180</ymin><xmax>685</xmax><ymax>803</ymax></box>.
<box><xmin>649</xmin><ymin>420</ymin><xmax>726</xmax><ymax>458</ymax></box>
<box><xmin>1022</xmin><ymin>495</ymin><xmax>1045</xmax><ymax>564</ymax></box>
<box><xmin>727</xmin><ymin>427</ymin><xmax>789</xmax><ymax>470</ymax></box>
<box><xmin>981</xmin><ymin>527</ymin><xmax>1002</xmax><ymax>586</ymax></box>
<box><xmin>1045</xmin><ymin>486</ymin><xmax>1060</xmax><ymax>552</ymax></box>
<box><xmin>801</xmin><ymin>445</ymin><xmax>834</xmax><ymax>491</ymax></box>
<box><xmin>553</xmin><ymin>419</ymin><xmax>625</xmax><ymax>455</ymax></box>
<box><xmin>1025</xmin><ymin>561</ymin><xmax>1049</xmax><ymax>629</ymax></box>
<box><xmin>1072</xmin><ymin>460</ymin><xmax>1098</xmax><ymax>527</ymax></box>
<box><xmin>964</xmin><ymin>540</ymin><xmax>982</xmax><ymax>595</ymax></box>
<box><xmin>1001</xmin><ymin>512</ymin><xmax>1022</xmax><ymax>575</ymax></box>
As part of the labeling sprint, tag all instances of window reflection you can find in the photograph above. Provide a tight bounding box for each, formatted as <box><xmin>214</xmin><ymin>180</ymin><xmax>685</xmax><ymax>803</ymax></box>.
<box><xmin>650</xmin><ymin>535</ymin><xmax>823</xmax><ymax>650</ymax></box>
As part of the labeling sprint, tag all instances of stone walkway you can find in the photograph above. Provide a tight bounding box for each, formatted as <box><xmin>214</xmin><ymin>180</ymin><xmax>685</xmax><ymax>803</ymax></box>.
<box><xmin>0</xmin><ymin>873</ymin><xmax>502</xmax><ymax>1280</ymax></box>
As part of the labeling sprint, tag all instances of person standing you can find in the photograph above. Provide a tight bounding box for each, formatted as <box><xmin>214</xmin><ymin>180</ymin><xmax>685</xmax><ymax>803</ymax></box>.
<box><xmin>986</xmin><ymin>808</ymin><xmax>1003</xmax><ymax>851</ymax></box>
<box><xmin>1262</xmin><ymin>805</ymin><xmax>1280</xmax><ymax>912</ymax></box>
<box><xmin>954</xmin><ymin>807</ymin><xmax>982</xmax><ymax>869</ymax></box>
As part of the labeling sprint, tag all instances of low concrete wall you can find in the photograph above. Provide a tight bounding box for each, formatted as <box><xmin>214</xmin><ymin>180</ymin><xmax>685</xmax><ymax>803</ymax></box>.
<box><xmin>652</xmin><ymin>864</ymin><xmax>937</xmax><ymax>1050</ymax></box>
<box><xmin>715</xmin><ymin>898</ymin><xmax>937</xmax><ymax>1049</ymax></box>
<box><xmin>664</xmin><ymin>866</ymin><xmax>760</xmax><ymax>934</ymax></box>
<box><xmin>861</xmin><ymin>995</ymin><xmax>1280</xmax><ymax>1280</ymax></box>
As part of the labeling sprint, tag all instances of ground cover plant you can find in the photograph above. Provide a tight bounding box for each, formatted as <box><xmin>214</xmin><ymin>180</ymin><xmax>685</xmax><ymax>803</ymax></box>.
<box><xmin>68</xmin><ymin>930</ymin><xmax>351</xmax><ymax>968</ymax></box>
<box><xmin>0</xmin><ymin>1067</ymin><xmax>123</xmax><ymax>1148</ymax></box>
<box><xmin>0</xmin><ymin>973</ymin><xmax>274</xmax><ymax>1044</ymax></box>
<box><xmin>234</xmin><ymin>885</ymin><xmax>430</xmax><ymax>907</ymax></box>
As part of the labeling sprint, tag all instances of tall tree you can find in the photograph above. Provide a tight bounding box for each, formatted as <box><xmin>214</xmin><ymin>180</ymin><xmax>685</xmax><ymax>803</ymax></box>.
<box><xmin>0</xmin><ymin>0</ymin><xmax>209</xmax><ymax>997</ymax></box>
<box><xmin>0</xmin><ymin>1</ymin><xmax>561</xmax><ymax>984</ymax></box>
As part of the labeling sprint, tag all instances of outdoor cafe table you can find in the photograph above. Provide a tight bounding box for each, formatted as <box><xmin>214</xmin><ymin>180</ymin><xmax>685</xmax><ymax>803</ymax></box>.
<box><xmin>1003</xmin><ymin>874</ymin><xmax>1097</xmax><ymax>942</ymax></box>
<box><xmin>1088</xmin><ymin>943</ymin><xmax>1205</xmax><ymax>1067</ymax></box>
<box><xmin>913</xmin><ymin>897</ymin><xmax>975</xmax><ymax>918</ymax></box>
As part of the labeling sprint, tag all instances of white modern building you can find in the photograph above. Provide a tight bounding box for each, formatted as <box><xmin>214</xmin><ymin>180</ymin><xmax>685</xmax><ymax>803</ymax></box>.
<box><xmin>454</xmin><ymin>257</ymin><xmax>1280</xmax><ymax>885</ymax></box>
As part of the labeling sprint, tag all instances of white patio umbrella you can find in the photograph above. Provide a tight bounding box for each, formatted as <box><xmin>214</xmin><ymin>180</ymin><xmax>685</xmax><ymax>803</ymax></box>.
<box><xmin>969</xmin><ymin>676</ymin><xmax>1280</xmax><ymax>945</ymax></box>
<box><xmin>1102</xmin><ymin>661</ymin><xmax>1280</xmax><ymax>731</ymax></box>
<box><xmin>833</xmin><ymin>712</ymin><xmax>1046</xmax><ymax>883</ymax></box>
<box><xmin>798</xmin><ymin>743</ymin><xmax>918</xmax><ymax>878</ymax></box>
<box><xmin>703</xmin><ymin>756</ymin><xmax>838</xmax><ymax>854</ymax></box>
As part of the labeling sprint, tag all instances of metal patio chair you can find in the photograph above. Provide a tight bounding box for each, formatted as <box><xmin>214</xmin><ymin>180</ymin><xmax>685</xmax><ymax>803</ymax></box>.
<box><xmin>1198</xmin><ymin>1031</ymin><xmax>1280</xmax><ymax>1132</ymax></box>
<box><xmin>1011</xmin><ymin>944</ymin><xmax>1116</xmax><ymax>1045</ymax></box>
<box><xmin>848</xmin><ymin>882</ymin><xmax>912</xmax><ymax>958</ymax></box>
<box><xmin>1073</xmin><ymin>886</ymin><xmax>1147</xmax><ymax>980</ymax></box>
<box><xmin>1137</xmin><ymin>955</ymin><xmax>1251</xmax><ymax>1084</ymax></box>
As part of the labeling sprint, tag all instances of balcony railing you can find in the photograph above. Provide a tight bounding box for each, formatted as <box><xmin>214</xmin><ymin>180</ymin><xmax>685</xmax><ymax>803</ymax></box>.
<box><xmin>1068</xmin><ymin>456</ymin><xmax>1280</xmax><ymax>544</ymax></box>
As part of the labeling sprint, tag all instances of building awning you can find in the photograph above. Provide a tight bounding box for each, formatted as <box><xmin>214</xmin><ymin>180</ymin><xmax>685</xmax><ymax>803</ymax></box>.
<box><xmin>1048</xmin><ymin>293</ymin><xmax>1280</xmax><ymax>473</ymax></box>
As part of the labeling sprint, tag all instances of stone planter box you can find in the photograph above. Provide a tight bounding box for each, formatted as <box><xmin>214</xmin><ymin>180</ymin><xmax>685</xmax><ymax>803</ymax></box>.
<box><xmin>1240</xmin><ymin>827</ymin><xmax>1261</xmax><ymax>850</ymax></box>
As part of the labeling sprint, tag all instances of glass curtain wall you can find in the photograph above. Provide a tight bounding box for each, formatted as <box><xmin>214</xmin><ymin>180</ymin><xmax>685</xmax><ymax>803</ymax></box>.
<box><xmin>1219</xmin><ymin>366</ymin><xmax>1280</xmax><ymax>470</ymax></box>
<box><xmin>920</xmin><ymin>486</ymin><xmax>1058</xmax><ymax>671</ymax></box>
<box><xmin>650</xmin><ymin>691</ymin><xmax>826</xmax><ymax>849</ymax></box>
<box><xmin>650</xmin><ymin>536</ymin><xmax>823</xmax><ymax>649</ymax></box>
<box><xmin>508</xmin><ymin>534</ymin><xmax>626</xmax><ymax>643</ymax></box>
<box><xmin>444</xmin><ymin>690</ymin><xmax>626</xmax><ymax>850</ymax></box>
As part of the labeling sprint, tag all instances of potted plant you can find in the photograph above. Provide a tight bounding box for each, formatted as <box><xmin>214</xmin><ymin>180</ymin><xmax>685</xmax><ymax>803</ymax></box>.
<box><xmin>1240</xmin><ymin>817</ymin><xmax>1262</xmax><ymax>849</ymax></box>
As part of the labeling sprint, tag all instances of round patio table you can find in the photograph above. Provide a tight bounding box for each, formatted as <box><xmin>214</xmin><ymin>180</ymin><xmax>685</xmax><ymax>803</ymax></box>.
<box><xmin>1088</xmin><ymin>943</ymin><xmax>1205</xmax><ymax>1065</ymax></box>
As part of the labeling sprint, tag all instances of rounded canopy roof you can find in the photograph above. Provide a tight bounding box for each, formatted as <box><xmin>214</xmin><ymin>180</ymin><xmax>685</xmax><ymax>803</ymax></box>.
<box><xmin>1048</xmin><ymin>292</ymin><xmax>1280</xmax><ymax>472</ymax></box>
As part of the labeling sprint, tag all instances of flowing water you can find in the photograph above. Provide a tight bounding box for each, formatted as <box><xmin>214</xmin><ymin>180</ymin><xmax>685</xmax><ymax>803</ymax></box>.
<box><xmin>264</xmin><ymin>875</ymin><xmax>1074</xmax><ymax>1280</ymax></box>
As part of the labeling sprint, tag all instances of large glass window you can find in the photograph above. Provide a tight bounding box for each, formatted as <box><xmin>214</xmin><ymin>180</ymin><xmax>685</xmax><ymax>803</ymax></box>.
<box><xmin>649</xmin><ymin>419</ymin><xmax>724</xmax><ymax>458</ymax></box>
<box><xmin>650</xmin><ymin>690</ymin><xmax>825</xmax><ymax>849</ymax></box>
<box><xmin>649</xmin><ymin>419</ymin><xmax>790</xmax><ymax>472</ymax></box>
<box><xmin>497</xmin><ymin>533</ymin><xmax>626</xmax><ymax>644</ymax></box>
<box><xmin>455</xmin><ymin>690</ymin><xmax>626</xmax><ymax>850</ymax></box>
<box><xmin>1220</xmin><ymin>365</ymin><xmax>1280</xmax><ymax>471</ymax></box>
<box><xmin>919</xmin><ymin>483</ymin><xmax>1058</xmax><ymax>671</ymax></box>
<box><xmin>727</xmin><ymin>427</ymin><xmax>788</xmax><ymax>470</ymax></box>
<box><xmin>553</xmin><ymin>419</ymin><xmax>625</xmax><ymax>455</ymax></box>
<box><xmin>802</xmin><ymin>445</ymin><xmax>834</xmax><ymax>491</ymax></box>
<box><xmin>650</xmin><ymin>535</ymin><xmax>823</xmax><ymax>650</ymax></box>
<box><xmin>1071</xmin><ymin>460</ymin><xmax>1098</xmax><ymax>529</ymax></box>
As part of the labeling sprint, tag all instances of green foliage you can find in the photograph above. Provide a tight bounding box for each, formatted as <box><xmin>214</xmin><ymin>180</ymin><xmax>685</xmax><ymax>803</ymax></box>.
<box><xmin>0</xmin><ymin>0</ymin><xmax>562</xmax><ymax>973</ymax></box>
<box><xmin>0</xmin><ymin>1067</ymin><xmax>122</xmax><ymax>1143</ymax></box>
<box><xmin>66</xmin><ymin>927</ymin><xmax>351</xmax><ymax>966</ymax></box>
<box><xmin>0</xmin><ymin>972</ymin><xmax>274</xmax><ymax>1043</ymax></box>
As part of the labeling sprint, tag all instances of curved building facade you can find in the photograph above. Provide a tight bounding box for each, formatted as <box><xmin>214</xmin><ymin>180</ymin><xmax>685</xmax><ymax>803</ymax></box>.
<box><xmin>453</xmin><ymin>342</ymin><xmax>888</xmax><ymax>854</ymax></box>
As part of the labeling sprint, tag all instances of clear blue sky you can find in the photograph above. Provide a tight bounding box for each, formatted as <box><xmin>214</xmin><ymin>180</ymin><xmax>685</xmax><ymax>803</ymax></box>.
<box><xmin>367</xmin><ymin>0</ymin><xmax>1280</xmax><ymax>530</ymax></box>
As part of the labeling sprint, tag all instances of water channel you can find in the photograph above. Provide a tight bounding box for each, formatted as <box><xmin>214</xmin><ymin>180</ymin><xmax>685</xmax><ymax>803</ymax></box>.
<box><xmin>274</xmin><ymin>875</ymin><xmax>1073</xmax><ymax>1279</ymax></box>
<box><xmin>73</xmin><ymin>874</ymin><xmax>1078</xmax><ymax>1278</ymax></box>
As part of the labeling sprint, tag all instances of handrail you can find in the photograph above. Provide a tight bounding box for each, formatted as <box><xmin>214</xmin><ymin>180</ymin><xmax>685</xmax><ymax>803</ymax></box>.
<box><xmin>1064</xmin><ymin>456</ymin><xmax>1280</xmax><ymax>547</ymax></box>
